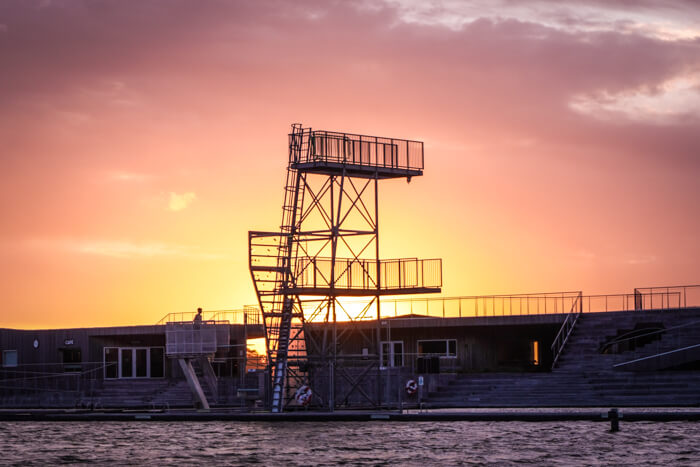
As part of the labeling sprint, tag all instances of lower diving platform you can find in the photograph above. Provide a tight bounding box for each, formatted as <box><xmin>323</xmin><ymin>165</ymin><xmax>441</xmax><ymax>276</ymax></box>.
<box><xmin>291</xmin><ymin>257</ymin><xmax>442</xmax><ymax>296</ymax></box>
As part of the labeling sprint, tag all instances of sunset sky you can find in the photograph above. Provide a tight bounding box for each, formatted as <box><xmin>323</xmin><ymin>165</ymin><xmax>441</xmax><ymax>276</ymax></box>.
<box><xmin>1</xmin><ymin>0</ymin><xmax>699</xmax><ymax>329</ymax></box>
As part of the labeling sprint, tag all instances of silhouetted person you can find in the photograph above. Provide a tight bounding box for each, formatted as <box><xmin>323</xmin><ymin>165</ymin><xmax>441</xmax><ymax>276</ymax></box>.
<box><xmin>193</xmin><ymin>307</ymin><xmax>203</xmax><ymax>329</ymax></box>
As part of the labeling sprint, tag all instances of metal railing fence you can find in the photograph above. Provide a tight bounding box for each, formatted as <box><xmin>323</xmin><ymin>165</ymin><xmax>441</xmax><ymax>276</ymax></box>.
<box><xmin>633</xmin><ymin>285</ymin><xmax>700</xmax><ymax>309</ymax></box>
<box><xmin>366</xmin><ymin>289</ymin><xmax>694</xmax><ymax>321</ymax></box>
<box><xmin>291</xmin><ymin>129</ymin><xmax>424</xmax><ymax>172</ymax></box>
<box><xmin>580</xmin><ymin>292</ymin><xmax>682</xmax><ymax>313</ymax></box>
<box><xmin>150</xmin><ymin>288</ymin><xmax>697</xmax><ymax>327</ymax></box>
<box><xmin>294</xmin><ymin>257</ymin><xmax>442</xmax><ymax>291</ymax></box>
<box><xmin>378</xmin><ymin>291</ymin><xmax>583</xmax><ymax>319</ymax></box>
<box><xmin>156</xmin><ymin>307</ymin><xmax>261</xmax><ymax>326</ymax></box>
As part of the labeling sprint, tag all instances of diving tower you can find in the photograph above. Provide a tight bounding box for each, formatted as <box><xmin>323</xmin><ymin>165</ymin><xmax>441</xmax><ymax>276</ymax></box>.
<box><xmin>249</xmin><ymin>124</ymin><xmax>442</xmax><ymax>412</ymax></box>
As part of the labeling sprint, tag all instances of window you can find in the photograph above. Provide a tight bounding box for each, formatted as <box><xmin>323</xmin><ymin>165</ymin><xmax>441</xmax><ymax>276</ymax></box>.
<box><xmin>417</xmin><ymin>339</ymin><xmax>457</xmax><ymax>358</ymax></box>
<box><xmin>61</xmin><ymin>348</ymin><xmax>82</xmax><ymax>372</ymax></box>
<box><xmin>121</xmin><ymin>348</ymin><xmax>133</xmax><ymax>378</ymax></box>
<box><xmin>150</xmin><ymin>347</ymin><xmax>164</xmax><ymax>378</ymax></box>
<box><xmin>105</xmin><ymin>348</ymin><xmax>118</xmax><ymax>379</ymax></box>
<box><xmin>135</xmin><ymin>348</ymin><xmax>148</xmax><ymax>377</ymax></box>
<box><xmin>2</xmin><ymin>350</ymin><xmax>17</xmax><ymax>367</ymax></box>
<box><xmin>380</xmin><ymin>341</ymin><xmax>403</xmax><ymax>368</ymax></box>
<box><xmin>104</xmin><ymin>347</ymin><xmax>165</xmax><ymax>379</ymax></box>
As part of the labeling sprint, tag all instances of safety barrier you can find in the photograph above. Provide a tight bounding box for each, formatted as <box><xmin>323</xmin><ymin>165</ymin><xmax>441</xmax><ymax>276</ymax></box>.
<box><xmin>294</xmin><ymin>257</ymin><xmax>442</xmax><ymax>291</ymax></box>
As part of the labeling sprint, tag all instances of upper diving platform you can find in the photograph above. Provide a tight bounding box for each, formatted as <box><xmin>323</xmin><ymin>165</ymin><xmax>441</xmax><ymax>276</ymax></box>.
<box><xmin>289</xmin><ymin>126</ymin><xmax>424</xmax><ymax>179</ymax></box>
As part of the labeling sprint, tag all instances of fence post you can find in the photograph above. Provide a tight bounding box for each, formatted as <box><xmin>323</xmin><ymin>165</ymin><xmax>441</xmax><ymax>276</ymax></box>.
<box><xmin>421</xmin><ymin>260</ymin><xmax>424</xmax><ymax>288</ymax></box>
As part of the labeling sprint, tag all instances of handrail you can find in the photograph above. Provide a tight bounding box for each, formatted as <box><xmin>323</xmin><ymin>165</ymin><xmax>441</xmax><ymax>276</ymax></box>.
<box><xmin>155</xmin><ymin>306</ymin><xmax>262</xmax><ymax>326</ymax></box>
<box><xmin>550</xmin><ymin>292</ymin><xmax>583</xmax><ymax>369</ymax></box>
<box><xmin>613</xmin><ymin>343</ymin><xmax>700</xmax><ymax>369</ymax></box>
<box><xmin>599</xmin><ymin>327</ymin><xmax>664</xmax><ymax>353</ymax></box>
<box><xmin>600</xmin><ymin>319</ymin><xmax>700</xmax><ymax>353</ymax></box>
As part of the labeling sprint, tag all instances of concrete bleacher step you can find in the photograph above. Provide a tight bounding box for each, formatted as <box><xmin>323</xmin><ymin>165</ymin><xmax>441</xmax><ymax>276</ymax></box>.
<box><xmin>86</xmin><ymin>376</ymin><xmax>247</xmax><ymax>408</ymax></box>
<box><xmin>426</xmin><ymin>308</ymin><xmax>700</xmax><ymax>408</ymax></box>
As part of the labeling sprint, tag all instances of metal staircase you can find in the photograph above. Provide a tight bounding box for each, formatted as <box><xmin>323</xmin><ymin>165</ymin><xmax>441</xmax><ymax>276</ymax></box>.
<box><xmin>249</xmin><ymin>124</ymin><xmax>308</xmax><ymax>412</ymax></box>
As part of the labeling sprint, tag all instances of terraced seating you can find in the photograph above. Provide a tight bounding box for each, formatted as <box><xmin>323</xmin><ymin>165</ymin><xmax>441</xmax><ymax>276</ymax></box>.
<box><xmin>427</xmin><ymin>307</ymin><xmax>700</xmax><ymax>407</ymax></box>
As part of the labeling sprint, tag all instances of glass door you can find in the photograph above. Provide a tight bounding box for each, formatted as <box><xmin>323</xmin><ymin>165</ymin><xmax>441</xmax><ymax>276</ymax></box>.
<box><xmin>135</xmin><ymin>348</ymin><xmax>148</xmax><ymax>377</ymax></box>
<box><xmin>106</xmin><ymin>347</ymin><xmax>165</xmax><ymax>379</ymax></box>
<box><xmin>105</xmin><ymin>348</ymin><xmax>118</xmax><ymax>379</ymax></box>
<box><xmin>120</xmin><ymin>348</ymin><xmax>133</xmax><ymax>378</ymax></box>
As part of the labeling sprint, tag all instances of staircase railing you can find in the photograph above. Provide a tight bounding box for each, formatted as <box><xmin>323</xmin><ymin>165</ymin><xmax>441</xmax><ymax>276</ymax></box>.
<box><xmin>550</xmin><ymin>291</ymin><xmax>583</xmax><ymax>369</ymax></box>
<box><xmin>605</xmin><ymin>319</ymin><xmax>700</xmax><ymax>347</ymax></box>
<box><xmin>612</xmin><ymin>343</ymin><xmax>700</xmax><ymax>370</ymax></box>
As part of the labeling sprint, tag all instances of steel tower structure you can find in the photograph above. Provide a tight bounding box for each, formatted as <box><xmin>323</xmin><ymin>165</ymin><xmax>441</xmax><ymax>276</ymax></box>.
<box><xmin>249</xmin><ymin>124</ymin><xmax>442</xmax><ymax>412</ymax></box>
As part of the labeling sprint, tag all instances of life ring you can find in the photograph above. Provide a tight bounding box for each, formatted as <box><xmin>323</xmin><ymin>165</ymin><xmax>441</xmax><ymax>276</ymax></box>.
<box><xmin>405</xmin><ymin>379</ymin><xmax>418</xmax><ymax>396</ymax></box>
<box><xmin>295</xmin><ymin>385</ymin><xmax>313</xmax><ymax>406</ymax></box>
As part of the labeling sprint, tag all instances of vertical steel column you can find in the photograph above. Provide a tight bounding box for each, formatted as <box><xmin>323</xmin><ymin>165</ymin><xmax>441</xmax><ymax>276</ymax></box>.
<box><xmin>329</xmin><ymin>174</ymin><xmax>337</xmax><ymax>411</ymax></box>
<box><xmin>374</xmin><ymin>174</ymin><xmax>382</xmax><ymax>407</ymax></box>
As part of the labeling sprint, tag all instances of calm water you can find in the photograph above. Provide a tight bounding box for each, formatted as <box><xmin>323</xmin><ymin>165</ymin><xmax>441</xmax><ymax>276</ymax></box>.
<box><xmin>1</xmin><ymin>421</ymin><xmax>699</xmax><ymax>465</ymax></box>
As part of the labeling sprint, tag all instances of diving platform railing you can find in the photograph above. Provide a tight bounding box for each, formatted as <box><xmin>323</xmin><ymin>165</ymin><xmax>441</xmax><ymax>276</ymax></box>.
<box><xmin>290</xmin><ymin>128</ymin><xmax>424</xmax><ymax>179</ymax></box>
<box><xmin>292</xmin><ymin>257</ymin><xmax>442</xmax><ymax>296</ymax></box>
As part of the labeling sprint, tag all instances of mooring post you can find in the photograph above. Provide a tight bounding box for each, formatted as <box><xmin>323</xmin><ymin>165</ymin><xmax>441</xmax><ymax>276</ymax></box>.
<box><xmin>608</xmin><ymin>408</ymin><xmax>620</xmax><ymax>432</ymax></box>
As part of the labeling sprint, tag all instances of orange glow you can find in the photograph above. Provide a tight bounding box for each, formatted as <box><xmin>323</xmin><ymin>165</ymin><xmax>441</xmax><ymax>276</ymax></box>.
<box><xmin>247</xmin><ymin>338</ymin><xmax>267</xmax><ymax>362</ymax></box>
<box><xmin>531</xmin><ymin>340</ymin><xmax>540</xmax><ymax>366</ymax></box>
<box><xmin>1</xmin><ymin>2</ymin><xmax>698</xmax><ymax>330</ymax></box>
